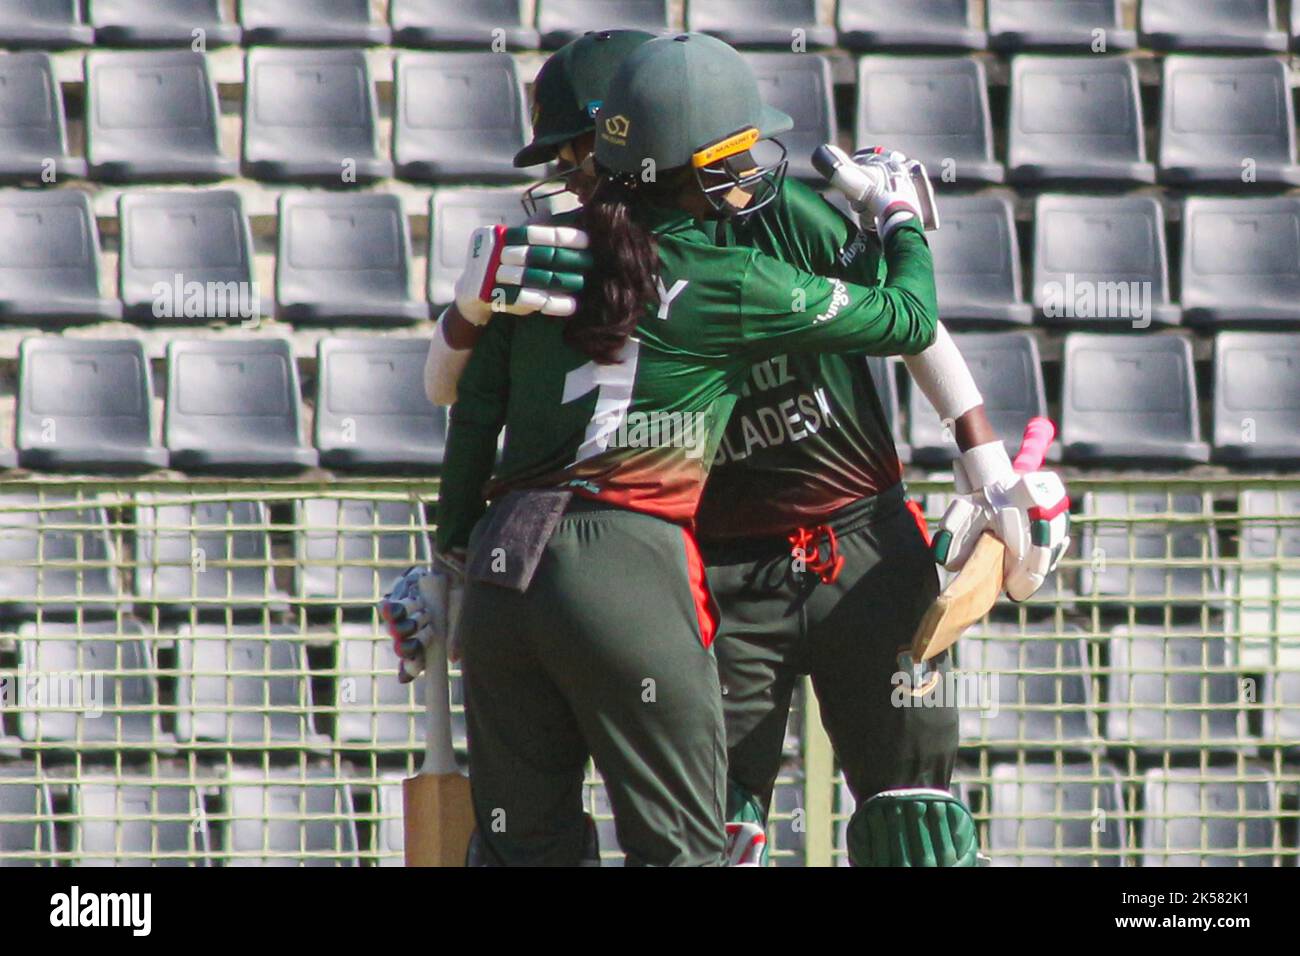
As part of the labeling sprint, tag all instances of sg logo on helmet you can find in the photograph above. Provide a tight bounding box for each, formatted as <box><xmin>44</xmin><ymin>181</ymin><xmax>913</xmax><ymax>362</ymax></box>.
<box><xmin>603</xmin><ymin>114</ymin><xmax>631</xmax><ymax>143</ymax></box>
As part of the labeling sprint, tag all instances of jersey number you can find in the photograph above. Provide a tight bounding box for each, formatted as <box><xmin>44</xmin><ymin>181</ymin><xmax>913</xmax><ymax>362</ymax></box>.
<box><xmin>561</xmin><ymin>340</ymin><xmax>641</xmax><ymax>465</ymax></box>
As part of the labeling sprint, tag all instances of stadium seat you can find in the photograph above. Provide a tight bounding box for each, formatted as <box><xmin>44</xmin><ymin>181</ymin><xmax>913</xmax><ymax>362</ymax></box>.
<box><xmin>987</xmin><ymin>0</ymin><xmax>1135</xmax><ymax>51</ymax></box>
<box><xmin>135</xmin><ymin>499</ymin><xmax>286</xmax><ymax>614</ymax></box>
<box><xmin>174</xmin><ymin>624</ymin><xmax>320</xmax><ymax>748</ymax></box>
<box><xmin>687</xmin><ymin>0</ymin><xmax>835</xmax><ymax>49</ymax></box>
<box><xmin>0</xmin><ymin>52</ymin><xmax>84</xmax><ymax>181</ymax></box>
<box><xmin>0</xmin><ymin>1</ymin><xmax>93</xmax><ymax>48</ymax></box>
<box><xmin>1107</xmin><ymin>626</ymin><xmax>1249</xmax><ymax>751</ymax></box>
<box><xmin>855</xmin><ymin>57</ymin><xmax>1003</xmax><ymax>185</ymax></box>
<box><xmin>164</xmin><ymin>338</ymin><xmax>317</xmax><ymax>475</ymax></box>
<box><xmin>1213</xmin><ymin>333</ymin><xmax>1300</xmax><ymax>463</ymax></box>
<box><xmin>908</xmin><ymin>332</ymin><xmax>1049</xmax><ymax>465</ymax></box>
<box><xmin>1231</xmin><ymin>489</ymin><xmax>1300</xmax><ymax>671</ymax></box>
<box><xmin>988</xmin><ymin>763</ymin><xmax>1124</xmax><ymax>866</ymax></box>
<box><xmin>16</xmin><ymin>620</ymin><xmax>165</xmax><ymax>747</ymax></box>
<box><xmin>537</xmin><ymin>0</ymin><xmax>671</xmax><ymax>49</ymax></box>
<box><xmin>1159</xmin><ymin>56</ymin><xmax>1300</xmax><ymax>187</ymax></box>
<box><xmin>864</xmin><ymin>355</ymin><xmax>909</xmax><ymax>464</ymax></box>
<box><xmin>118</xmin><ymin>190</ymin><xmax>259</xmax><ymax>324</ymax></box>
<box><xmin>17</xmin><ymin>337</ymin><xmax>167</xmax><ymax>472</ymax></box>
<box><xmin>85</xmin><ymin>51</ymin><xmax>236</xmax><ymax>182</ymax></box>
<box><xmin>390</xmin><ymin>0</ymin><xmax>539</xmax><ymax>49</ymax></box>
<box><xmin>742</xmin><ymin>54</ymin><xmax>835</xmax><ymax>182</ymax></box>
<box><xmin>374</xmin><ymin>779</ymin><xmax>405</xmax><ymax>866</ymax></box>
<box><xmin>1263</xmin><ymin>665</ymin><xmax>1300</xmax><ymax>752</ymax></box>
<box><xmin>75</xmin><ymin>781</ymin><xmax>209</xmax><ymax>866</ymax></box>
<box><xmin>393</xmin><ymin>53</ymin><xmax>532</xmax><ymax>184</ymax></box>
<box><xmin>334</xmin><ymin>625</ymin><xmax>422</xmax><ymax>746</ymax></box>
<box><xmin>1008</xmin><ymin>56</ymin><xmax>1155</xmax><ymax>184</ymax></box>
<box><xmin>222</xmin><ymin>768</ymin><xmax>358</xmax><ymax>866</ymax></box>
<box><xmin>957</xmin><ymin>624</ymin><xmax>1097</xmax><ymax>751</ymax></box>
<box><xmin>276</xmin><ymin>193</ymin><xmax>425</xmax><ymax>324</ymax></box>
<box><xmin>1061</xmin><ymin>334</ymin><xmax>1209</xmax><ymax>464</ymax></box>
<box><xmin>1078</xmin><ymin>492</ymin><xmax>1222</xmax><ymax>604</ymax></box>
<box><xmin>1141</xmin><ymin>767</ymin><xmax>1278</xmax><ymax>866</ymax></box>
<box><xmin>242</xmin><ymin>48</ymin><xmax>390</xmax><ymax>183</ymax></box>
<box><xmin>1141</xmin><ymin>0</ymin><xmax>1287</xmax><ymax>52</ymax></box>
<box><xmin>238</xmin><ymin>0</ymin><xmax>391</xmax><ymax>45</ymax></box>
<box><xmin>0</xmin><ymin>768</ymin><xmax>55</xmax><ymax>865</ymax></box>
<box><xmin>0</xmin><ymin>494</ymin><xmax>121</xmax><ymax>620</ymax></box>
<box><xmin>315</xmin><ymin>337</ymin><xmax>449</xmax><ymax>471</ymax></box>
<box><xmin>1033</xmin><ymin>195</ymin><xmax>1180</xmax><ymax>328</ymax></box>
<box><xmin>92</xmin><ymin>0</ymin><xmax>241</xmax><ymax>47</ymax></box>
<box><xmin>0</xmin><ymin>190</ymin><xmax>121</xmax><ymax>323</ymax></box>
<box><xmin>837</xmin><ymin>0</ymin><xmax>986</xmax><ymax>51</ymax></box>
<box><xmin>294</xmin><ymin>499</ymin><xmax>430</xmax><ymax>606</ymax></box>
<box><xmin>1180</xmin><ymin>197</ymin><xmax>1300</xmax><ymax>326</ymax></box>
<box><xmin>428</xmin><ymin>188</ymin><xmax>529</xmax><ymax>305</ymax></box>
<box><xmin>928</xmin><ymin>193</ymin><xmax>1032</xmax><ymax>326</ymax></box>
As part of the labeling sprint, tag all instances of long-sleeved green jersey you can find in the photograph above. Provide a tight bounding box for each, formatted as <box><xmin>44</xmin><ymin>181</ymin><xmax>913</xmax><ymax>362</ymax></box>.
<box><xmin>434</xmin><ymin>203</ymin><xmax>937</xmax><ymax>553</ymax></box>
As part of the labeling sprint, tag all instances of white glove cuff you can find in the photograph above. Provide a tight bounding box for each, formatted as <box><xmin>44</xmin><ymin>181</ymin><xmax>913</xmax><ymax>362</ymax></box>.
<box><xmin>959</xmin><ymin>439</ymin><xmax>1015</xmax><ymax>491</ymax></box>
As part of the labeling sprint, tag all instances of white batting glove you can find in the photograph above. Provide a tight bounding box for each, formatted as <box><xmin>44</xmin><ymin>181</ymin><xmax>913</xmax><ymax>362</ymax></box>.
<box><xmin>380</xmin><ymin>553</ymin><xmax>466</xmax><ymax>680</ymax></box>
<box><xmin>454</xmin><ymin>224</ymin><xmax>592</xmax><ymax>326</ymax></box>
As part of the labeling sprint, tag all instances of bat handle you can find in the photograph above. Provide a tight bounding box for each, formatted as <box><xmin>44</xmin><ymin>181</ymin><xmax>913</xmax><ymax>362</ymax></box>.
<box><xmin>420</xmin><ymin>635</ymin><xmax>458</xmax><ymax>776</ymax></box>
<box><xmin>1012</xmin><ymin>417</ymin><xmax>1055</xmax><ymax>474</ymax></box>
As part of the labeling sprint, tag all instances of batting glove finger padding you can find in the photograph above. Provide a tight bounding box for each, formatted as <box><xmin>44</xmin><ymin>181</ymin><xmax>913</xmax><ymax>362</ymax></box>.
<box><xmin>454</xmin><ymin>224</ymin><xmax>592</xmax><ymax>325</ymax></box>
<box><xmin>379</xmin><ymin>559</ymin><xmax>464</xmax><ymax>682</ymax></box>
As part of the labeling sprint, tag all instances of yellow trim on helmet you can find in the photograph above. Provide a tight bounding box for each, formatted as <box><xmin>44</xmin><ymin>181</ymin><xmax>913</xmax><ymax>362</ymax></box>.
<box><xmin>692</xmin><ymin>128</ymin><xmax>760</xmax><ymax>168</ymax></box>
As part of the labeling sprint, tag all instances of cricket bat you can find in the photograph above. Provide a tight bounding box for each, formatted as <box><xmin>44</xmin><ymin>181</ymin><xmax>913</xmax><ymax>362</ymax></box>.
<box><xmin>909</xmin><ymin>417</ymin><xmax>1055</xmax><ymax>664</ymax></box>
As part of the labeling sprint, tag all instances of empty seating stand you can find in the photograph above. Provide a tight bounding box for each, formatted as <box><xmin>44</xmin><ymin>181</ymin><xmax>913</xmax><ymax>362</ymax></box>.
<box><xmin>1159</xmin><ymin>56</ymin><xmax>1300</xmax><ymax>187</ymax></box>
<box><xmin>1214</xmin><ymin>333</ymin><xmax>1300</xmax><ymax>463</ymax></box>
<box><xmin>164</xmin><ymin>338</ymin><xmax>318</xmax><ymax>474</ymax></box>
<box><xmin>743</xmin><ymin>54</ymin><xmax>835</xmax><ymax>182</ymax></box>
<box><xmin>391</xmin><ymin>0</ymin><xmax>539</xmax><ymax>49</ymax></box>
<box><xmin>428</xmin><ymin>188</ymin><xmax>530</xmax><ymax>305</ymax></box>
<box><xmin>1008</xmin><ymin>56</ymin><xmax>1154</xmax><ymax>185</ymax></box>
<box><xmin>92</xmin><ymin>0</ymin><xmax>241</xmax><ymax>47</ymax></box>
<box><xmin>394</xmin><ymin>53</ymin><xmax>532</xmax><ymax>184</ymax></box>
<box><xmin>75</xmin><ymin>781</ymin><xmax>209</xmax><ymax>867</ymax></box>
<box><xmin>315</xmin><ymin>337</ymin><xmax>450</xmax><ymax>470</ymax></box>
<box><xmin>222</xmin><ymin>768</ymin><xmax>358</xmax><ymax>866</ymax></box>
<box><xmin>988</xmin><ymin>763</ymin><xmax>1124</xmax><ymax>866</ymax></box>
<box><xmin>537</xmin><ymin>0</ymin><xmax>671</xmax><ymax>49</ymax></box>
<box><xmin>334</xmin><ymin>625</ymin><xmax>422</xmax><ymax>747</ymax></box>
<box><xmin>0</xmin><ymin>494</ymin><xmax>121</xmax><ymax>620</ymax></box>
<box><xmin>0</xmin><ymin>769</ymin><xmax>55</xmax><ymax>865</ymax></box>
<box><xmin>238</xmin><ymin>0</ymin><xmax>391</xmax><ymax>46</ymax></box>
<box><xmin>688</xmin><ymin>0</ymin><xmax>835</xmax><ymax>49</ymax></box>
<box><xmin>988</xmin><ymin>0</ymin><xmax>1135</xmax><ymax>51</ymax></box>
<box><xmin>1141</xmin><ymin>0</ymin><xmax>1287</xmax><ymax>52</ymax></box>
<box><xmin>1180</xmin><ymin>197</ymin><xmax>1300</xmax><ymax>326</ymax></box>
<box><xmin>17</xmin><ymin>337</ymin><xmax>167</xmax><ymax>472</ymax></box>
<box><xmin>119</xmin><ymin>190</ymin><xmax>259</xmax><ymax>324</ymax></box>
<box><xmin>1033</xmin><ymin>195</ymin><xmax>1181</xmax><ymax>328</ymax></box>
<box><xmin>837</xmin><ymin>0</ymin><xmax>986</xmax><ymax>51</ymax></box>
<box><xmin>242</xmin><ymin>48</ymin><xmax>390</xmax><ymax>183</ymax></box>
<box><xmin>0</xmin><ymin>52</ymin><xmax>84</xmax><ymax>182</ymax></box>
<box><xmin>1232</xmin><ymin>489</ymin><xmax>1300</xmax><ymax>671</ymax></box>
<box><xmin>294</xmin><ymin>498</ymin><xmax>430</xmax><ymax>606</ymax></box>
<box><xmin>929</xmin><ymin>192</ymin><xmax>1032</xmax><ymax>325</ymax></box>
<box><xmin>1142</xmin><ymin>768</ymin><xmax>1278</xmax><ymax>866</ymax></box>
<box><xmin>85</xmin><ymin>51</ymin><xmax>236</xmax><ymax>182</ymax></box>
<box><xmin>0</xmin><ymin>190</ymin><xmax>121</xmax><ymax>324</ymax></box>
<box><xmin>0</xmin><ymin>1</ymin><xmax>93</xmax><ymax>48</ymax></box>
<box><xmin>856</xmin><ymin>57</ymin><xmax>1003</xmax><ymax>185</ymax></box>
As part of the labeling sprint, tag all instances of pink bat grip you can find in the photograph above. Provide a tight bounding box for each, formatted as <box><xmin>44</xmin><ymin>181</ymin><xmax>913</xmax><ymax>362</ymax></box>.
<box><xmin>1012</xmin><ymin>417</ymin><xmax>1055</xmax><ymax>473</ymax></box>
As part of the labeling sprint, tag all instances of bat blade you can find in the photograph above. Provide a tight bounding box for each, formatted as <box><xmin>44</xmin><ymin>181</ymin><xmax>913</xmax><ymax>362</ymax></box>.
<box><xmin>910</xmin><ymin>532</ymin><xmax>1005</xmax><ymax>663</ymax></box>
<box><xmin>403</xmin><ymin>772</ymin><xmax>475</xmax><ymax>867</ymax></box>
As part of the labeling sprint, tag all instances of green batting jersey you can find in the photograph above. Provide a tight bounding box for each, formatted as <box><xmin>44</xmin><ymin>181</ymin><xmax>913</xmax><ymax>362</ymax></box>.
<box><xmin>696</xmin><ymin>178</ymin><xmax>904</xmax><ymax>541</ymax></box>
<box><xmin>435</xmin><ymin>205</ymin><xmax>937</xmax><ymax>553</ymax></box>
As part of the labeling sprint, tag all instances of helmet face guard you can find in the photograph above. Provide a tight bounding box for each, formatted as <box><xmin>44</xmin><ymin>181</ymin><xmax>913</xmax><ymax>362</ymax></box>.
<box><xmin>521</xmin><ymin>150</ymin><xmax>597</xmax><ymax>217</ymax></box>
<box><xmin>692</xmin><ymin>128</ymin><xmax>788</xmax><ymax>219</ymax></box>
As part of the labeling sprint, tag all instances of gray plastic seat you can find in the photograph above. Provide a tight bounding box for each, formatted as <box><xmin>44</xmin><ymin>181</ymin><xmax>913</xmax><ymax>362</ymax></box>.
<box><xmin>393</xmin><ymin>53</ymin><xmax>532</xmax><ymax>184</ymax></box>
<box><xmin>335</xmin><ymin>625</ymin><xmax>422</xmax><ymax>747</ymax></box>
<box><xmin>1159</xmin><ymin>56</ymin><xmax>1300</xmax><ymax>187</ymax></box>
<box><xmin>0</xmin><ymin>52</ymin><xmax>84</xmax><ymax>181</ymax></box>
<box><xmin>295</xmin><ymin>499</ymin><xmax>430</xmax><ymax>606</ymax></box>
<box><xmin>1009</xmin><ymin>56</ymin><xmax>1154</xmax><ymax>184</ymax></box>
<box><xmin>1034</xmin><ymin>195</ymin><xmax>1180</xmax><ymax>328</ymax></box>
<box><xmin>223</xmin><ymin>767</ymin><xmax>357</xmax><ymax>866</ymax></box>
<box><xmin>1061</xmin><ymin>334</ymin><xmax>1209</xmax><ymax>463</ymax></box>
<box><xmin>428</xmin><ymin>188</ymin><xmax>529</xmax><ymax>305</ymax></box>
<box><xmin>1181</xmin><ymin>197</ymin><xmax>1300</xmax><ymax>326</ymax></box>
<box><xmin>864</xmin><ymin>355</ymin><xmax>908</xmax><ymax>465</ymax></box>
<box><xmin>688</xmin><ymin>0</ymin><xmax>835</xmax><ymax>49</ymax></box>
<box><xmin>238</xmin><ymin>0</ymin><xmax>390</xmax><ymax>45</ymax></box>
<box><xmin>988</xmin><ymin>0</ymin><xmax>1134</xmax><ymax>51</ymax></box>
<box><xmin>1107</xmin><ymin>626</ymin><xmax>1248</xmax><ymax>752</ymax></box>
<box><xmin>92</xmin><ymin>0</ymin><xmax>241</xmax><ymax>46</ymax></box>
<box><xmin>743</xmin><ymin>54</ymin><xmax>834</xmax><ymax>182</ymax></box>
<box><xmin>856</xmin><ymin>57</ymin><xmax>1003</xmax><ymax>184</ymax></box>
<box><xmin>837</xmin><ymin>0</ymin><xmax>985</xmax><ymax>50</ymax></box>
<box><xmin>391</xmin><ymin>0</ymin><xmax>538</xmax><ymax>49</ymax></box>
<box><xmin>1214</xmin><ymin>333</ymin><xmax>1300</xmax><ymax>463</ymax></box>
<box><xmin>1141</xmin><ymin>0</ymin><xmax>1286</xmax><ymax>52</ymax></box>
<box><xmin>277</xmin><ymin>193</ymin><xmax>424</xmax><ymax>325</ymax></box>
<box><xmin>0</xmin><ymin>190</ymin><xmax>121</xmax><ymax>323</ymax></box>
<box><xmin>1263</xmin><ymin>666</ymin><xmax>1300</xmax><ymax>751</ymax></box>
<box><xmin>119</xmin><ymin>190</ymin><xmax>258</xmax><ymax>324</ymax></box>
<box><xmin>0</xmin><ymin>0</ymin><xmax>92</xmax><ymax>48</ymax></box>
<box><xmin>16</xmin><ymin>620</ymin><xmax>164</xmax><ymax>747</ymax></box>
<box><xmin>988</xmin><ymin>763</ymin><xmax>1124</xmax><ymax>866</ymax></box>
<box><xmin>537</xmin><ymin>0</ymin><xmax>670</xmax><ymax>49</ymax></box>
<box><xmin>17</xmin><ymin>337</ymin><xmax>166</xmax><ymax>472</ymax></box>
<box><xmin>85</xmin><ymin>51</ymin><xmax>236</xmax><ymax>182</ymax></box>
<box><xmin>165</xmin><ymin>338</ymin><xmax>317</xmax><ymax>475</ymax></box>
<box><xmin>1142</xmin><ymin>767</ymin><xmax>1277</xmax><ymax>866</ymax></box>
<box><xmin>75</xmin><ymin>780</ymin><xmax>209</xmax><ymax>867</ymax></box>
<box><xmin>374</xmin><ymin>779</ymin><xmax>405</xmax><ymax>866</ymax></box>
<box><xmin>315</xmin><ymin>337</ymin><xmax>449</xmax><ymax>470</ymax></box>
<box><xmin>1232</xmin><ymin>489</ymin><xmax>1300</xmax><ymax>671</ymax></box>
<box><xmin>929</xmin><ymin>192</ymin><xmax>1032</xmax><ymax>325</ymax></box>
<box><xmin>0</xmin><ymin>494</ymin><xmax>121</xmax><ymax>620</ymax></box>
<box><xmin>0</xmin><ymin>768</ymin><xmax>55</xmax><ymax>866</ymax></box>
<box><xmin>242</xmin><ymin>48</ymin><xmax>390</xmax><ymax>183</ymax></box>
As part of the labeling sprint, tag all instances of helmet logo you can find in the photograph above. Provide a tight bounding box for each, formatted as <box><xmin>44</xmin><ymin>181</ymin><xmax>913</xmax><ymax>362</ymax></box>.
<box><xmin>603</xmin><ymin>114</ymin><xmax>631</xmax><ymax>144</ymax></box>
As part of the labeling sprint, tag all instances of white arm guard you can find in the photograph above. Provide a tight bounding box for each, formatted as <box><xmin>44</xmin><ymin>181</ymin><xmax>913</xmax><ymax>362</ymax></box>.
<box><xmin>902</xmin><ymin>322</ymin><xmax>984</xmax><ymax>429</ymax></box>
<box><xmin>425</xmin><ymin>310</ymin><xmax>472</xmax><ymax>407</ymax></box>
